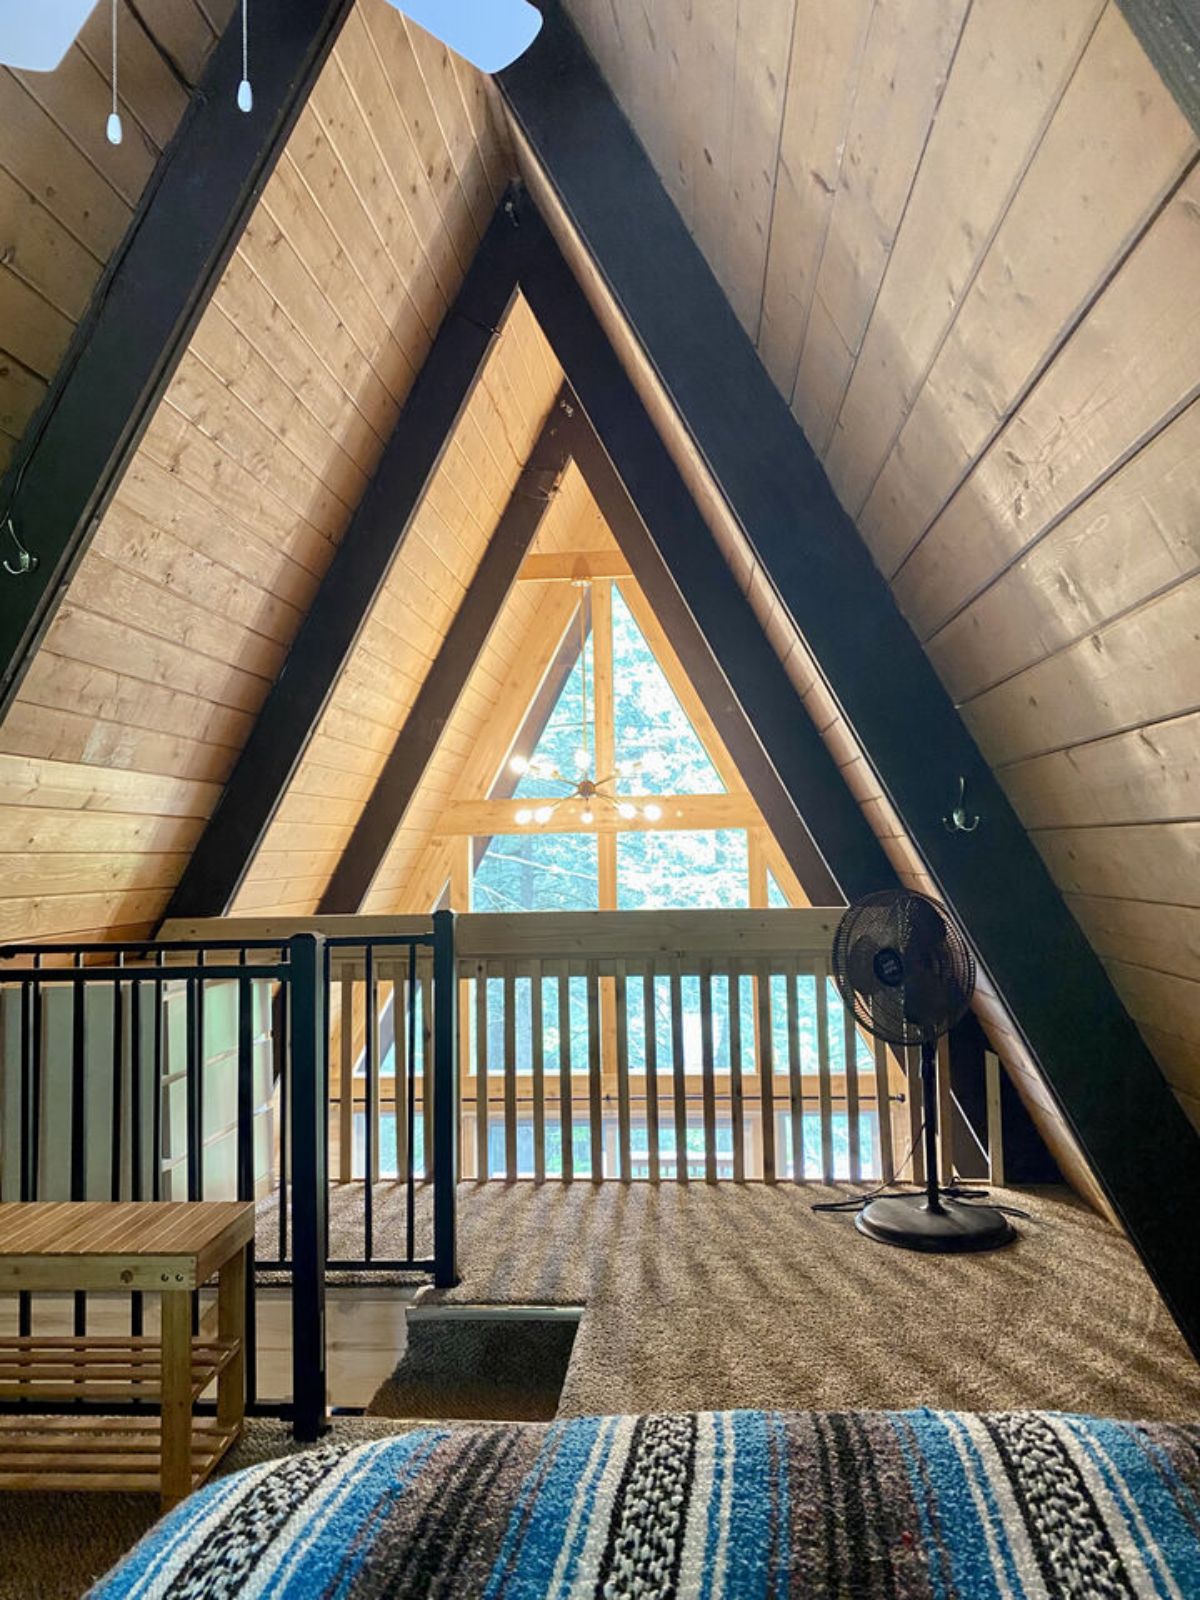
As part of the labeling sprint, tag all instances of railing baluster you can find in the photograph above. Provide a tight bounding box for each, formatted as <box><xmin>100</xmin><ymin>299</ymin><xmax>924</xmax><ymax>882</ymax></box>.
<box><xmin>394</xmin><ymin>961</ymin><xmax>409</xmax><ymax>1188</ymax></box>
<box><xmin>814</xmin><ymin>957</ymin><xmax>834</xmax><ymax>1184</ymax></box>
<box><xmin>71</xmin><ymin>971</ymin><xmax>86</xmax><ymax>1336</ymax></box>
<box><xmin>421</xmin><ymin>960</ymin><xmax>434</xmax><ymax>1184</ymax></box>
<box><xmin>110</xmin><ymin>964</ymin><xmax>123</xmax><ymax>1202</ymax></box>
<box><xmin>277</xmin><ymin>980</ymin><xmax>290</xmax><ymax>1265</ymax></box>
<box><xmin>614</xmin><ymin>958</ymin><xmax>631</xmax><ymax>1183</ymax></box>
<box><xmin>18</xmin><ymin>979</ymin><xmax>33</xmax><ymax>1336</ymax></box>
<box><xmin>586</xmin><ymin>960</ymin><xmax>603</xmax><ymax>1181</ymax></box>
<box><xmin>236</xmin><ymin>970</ymin><xmax>258</xmax><ymax>1409</ymax></box>
<box><xmin>531</xmin><ymin>958</ymin><xmax>545</xmax><ymax>1184</ymax></box>
<box><xmin>288</xmin><ymin>933</ymin><xmax>327</xmax><ymax>1443</ymax></box>
<box><xmin>406</xmin><ymin>943</ymin><xmax>418</xmax><ymax>1263</ymax></box>
<box><xmin>755</xmin><ymin>957</ymin><xmax>775</xmax><ymax>1183</ymax></box>
<box><xmin>875</xmin><ymin>1034</ymin><xmax>895</xmax><ymax>1183</ymax></box>
<box><xmin>556</xmin><ymin>960</ymin><xmax>573</xmax><ymax>1183</ymax></box>
<box><xmin>474</xmin><ymin>961</ymin><xmax>488</xmax><ymax>1181</ymax></box>
<box><xmin>937</xmin><ymin>1034</ymin><xmax>954</xmax><ymax>1186</ymax></box>
<box><xmin>985</xmin><ymin>1049</ymin><xmax>1005</xmax><ymax>1186</ymax></box>
<box><xmin>844</xmin><ymin>996</ymin><xmax>861</xmax><ymax>1183</ymax></box>
<box><xmin>669</xmin><ymin>958</ymin><xmax>687</xmax><ymax>1185</ymax></box>
<box><xmin>339</xmin><ymin>966</ymin><xmax>354</xmax><ymax>1183</ymax></box>
<box><xmin>152</xmin><ymin>953</ymin><xmax>164</xmax><ymax>1202</ymax></box>
<box><xmin>503</xmin><ymin>961</ymin><xmax>517</xmax><ymax>1181</ymax></box>
<box><xmin>432</xmin><ymin>911</ymin><xmax>459</xmax><ymax>1287</ymax></box>
<box><xmin>785</xmin><ymin>963</ymin><xmax>803</xmax><ymax>1184</ymax></box>
<box><xmin>700</xmin><ymin>958</ymin><xmax>717</xmax><ymax>1185</ymax></box>
<box><xmin>729</xmin><ymin>965</ymin><xmax>745</xmax><ymax>1183</ymax></box>
<box><xmin>643</xmin><ymin>962</ymin><xmax>659</xmax><ymax>1185</ymax></box>
<box><xmin>364</xmin><ymin>944</ymin><xmax>377</xmax><ymax>1254</ymax></box>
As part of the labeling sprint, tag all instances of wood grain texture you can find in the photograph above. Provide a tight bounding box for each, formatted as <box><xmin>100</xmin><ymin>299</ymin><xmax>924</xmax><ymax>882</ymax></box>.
<box><xmin>0</xmin><ymin>8</ymin><xmax>510</xmax><ymax>943</ymax></box>
<box><xmin>554</xmin><ymin>0</ymin><xmax>1200</xmax><ymax>1133</ymax></box>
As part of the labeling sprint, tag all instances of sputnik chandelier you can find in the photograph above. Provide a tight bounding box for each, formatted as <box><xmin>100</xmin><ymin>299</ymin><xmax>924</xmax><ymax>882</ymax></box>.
<box><xmin>509</xmin><ymin>585</ymin><xmax>663</xmax><ymax>831</ymax></box>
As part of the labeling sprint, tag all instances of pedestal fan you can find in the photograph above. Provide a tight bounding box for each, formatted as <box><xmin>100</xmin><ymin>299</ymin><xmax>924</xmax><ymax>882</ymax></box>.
<box><xmin>832</xmin><ymin>889</ymin><xmax>1017</xmax><ymax>1253</ymax></box>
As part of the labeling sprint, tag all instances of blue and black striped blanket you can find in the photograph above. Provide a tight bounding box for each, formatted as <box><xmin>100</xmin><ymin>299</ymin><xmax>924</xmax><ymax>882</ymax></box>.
<box><xmin>91</xmin><ymin>1410</ymin><xmax>1200</xmax><ymax>1597</ymax></box>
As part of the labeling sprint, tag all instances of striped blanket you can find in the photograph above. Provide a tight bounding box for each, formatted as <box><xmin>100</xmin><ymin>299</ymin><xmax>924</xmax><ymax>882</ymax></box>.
<box><xmin>91</xmin><ymin>1410</ymin><xmax>1200</xmax><ymax>1598</ymax></box>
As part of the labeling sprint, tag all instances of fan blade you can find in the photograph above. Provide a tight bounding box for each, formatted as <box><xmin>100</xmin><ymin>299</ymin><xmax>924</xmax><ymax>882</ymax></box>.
<box><xmin>388</xmin><ymin>0</ymin><xmax>543</xmax><ymax>73</ymax></box>
<box><xmin>0</xmin><ymin>0</ymin><xmax>93</xmax><ymax>71</ymax></box>
<box><xmin>845</xmin><ymin>934</ymin><xmax>882</xmax><ymax>1001</ymax></box>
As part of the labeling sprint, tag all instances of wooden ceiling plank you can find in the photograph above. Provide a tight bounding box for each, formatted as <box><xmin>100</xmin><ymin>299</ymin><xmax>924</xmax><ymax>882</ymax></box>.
<box><xmin>498</xmin><ymin>7</ymin><xmax>1200</xmax><ymax>1356</ymax></box>
<box><xmin>317</xmin><ymin>390</ymin><xmax>574</xmax><ymax>912</ymax></box>
<box><xmin>161</xmin><ymin>203</ymin><xmax>525</xmax><ymax>921</ymax></box>
<box><xmin>0</xmin><ymin>0</ymin><xmax>363</xmax><ymax>722</ymax></box>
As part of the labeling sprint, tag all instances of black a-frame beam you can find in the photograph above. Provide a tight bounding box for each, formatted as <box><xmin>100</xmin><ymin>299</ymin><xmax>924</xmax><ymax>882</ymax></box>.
<box><xmin>498</xmin><ymin>3</ymin><xmax>1200</xmax><ymax>1356</ymax></box>
<box><xmin>0</xmin><ymin>0</ymin><xmax>357</xmax><ymax>719</ymax></box>
<box><xmin>317</xmin><ymin>389</ymin><xmax>576</xmax><ymax>913</ymax></box>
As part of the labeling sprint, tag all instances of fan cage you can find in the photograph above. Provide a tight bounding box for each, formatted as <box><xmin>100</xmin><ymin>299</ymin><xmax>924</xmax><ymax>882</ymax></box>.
<box><xmin>831</xmin><ymin>889</ymin><xmax>976</xmax><ymax>1050</ymax></box>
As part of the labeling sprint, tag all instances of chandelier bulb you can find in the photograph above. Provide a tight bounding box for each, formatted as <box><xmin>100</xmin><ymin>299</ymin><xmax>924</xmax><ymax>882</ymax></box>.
<box><xmin>534</xmin><ymin>806</ymin><xmax>554</xmax><ymax>825</ymax></box>
<box><xmin>617</xmin><ymin>802</ymin><xmax>637</xmax><ymax>821</ymax></box>
<box><xmin>580</xmin><ymin>808</ymin><xmax>594</xmax><ymax>825</ymax></box>
<box><xmin>643</xmin><ymin>803</ymin><xmax>663</xmax><ymax>822</ymax></box>
<box><xmin>514</xmin><ymin>808</ymin><xmax>533</xmax><ymax>826</ymax></box>
<box><xmin>509</xmin><ymin>754</ymin><xmax>529</xmax><ymax>776</ymax></box>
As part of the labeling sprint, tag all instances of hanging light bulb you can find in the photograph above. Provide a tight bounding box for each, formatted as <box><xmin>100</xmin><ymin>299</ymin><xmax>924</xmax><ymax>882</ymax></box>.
<box><xmin>514</xmin><ymin>807</ymin><xmax>533</xmax><ymax>826</ymax></box>
<box><xmin>643</xmin><ymin>803</ymin><xmax>663</xmax><ymax>822</ymax></box>
<box><xmin>534</xmin><ymin>806</ymin><xmax>554</xmax><ymax>825</ymax></box>
<box><xmin>106</xmin><ymin>0</ymin><xmax>123</xmax><ymax>145</ymax></box>
<box><xmin>617</xmin><ymin>802</ymin><xmax>637</xmax><ymax>821</ymax></box>
<box><xmin>237</xmin><ymin>0</ymin><xmax>253</xmax><ymax>111</ymax></box>
<box><xmin>509</xmin><ymin>754</ymin><xmax>529</xmax><ymax>776</ymax></box>
<box><xmin>580</xmin><ymin>807</ymin><xmax>594</xmax><ymax>825</ymax></box>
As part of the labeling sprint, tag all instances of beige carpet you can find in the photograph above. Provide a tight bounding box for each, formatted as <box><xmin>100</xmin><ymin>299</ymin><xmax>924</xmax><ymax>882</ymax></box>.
<box><xmin>5</xmin><ymin>1179</ymin><xmax>1199</xmax><ymax>1598</ymax></box>
<box><xmin>408</xmin><ymin>1180</ymin><xmax>1200</xmax><ymax>1421</ymax></box>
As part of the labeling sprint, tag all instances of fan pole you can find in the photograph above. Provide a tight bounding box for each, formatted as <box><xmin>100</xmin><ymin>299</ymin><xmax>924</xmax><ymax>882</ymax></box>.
<box><xmin>921</xmin><ymin>1039</ymin><xmax>943</xmax><ymax>1213</ymax></box>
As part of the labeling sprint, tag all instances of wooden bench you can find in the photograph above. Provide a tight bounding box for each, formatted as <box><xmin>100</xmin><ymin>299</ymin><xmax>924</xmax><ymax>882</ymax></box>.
<box><xmin>0</xmin><ymin>1201</ymin><xmax>254</xmax><ymax>1508</ymax></box>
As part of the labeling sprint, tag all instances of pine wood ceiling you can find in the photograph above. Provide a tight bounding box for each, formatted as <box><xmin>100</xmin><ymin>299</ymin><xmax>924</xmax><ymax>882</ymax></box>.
<box><xmin>561</xmin><ymin>0</ymin><xmax>1200</xmax><ymax>1127</ymax></box>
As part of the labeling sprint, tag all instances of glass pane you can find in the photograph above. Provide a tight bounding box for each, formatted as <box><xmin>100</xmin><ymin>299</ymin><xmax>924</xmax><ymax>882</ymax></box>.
<box><xmin>473</xmin><ymin>831</ymin><xmax>599</xmax><ymax>913</ymax></box>
<box><xmin>617</xmin><ymin>829</ymin><xmax>749</xmax><ymax>909</ymax></box>
<box><xmin>507</xmin><ymin>615</ymin><xmax>594</xmax><ymax>800</ymax></box>
<box><xmin>611</xmin><ymin>587</ymin><xmax>723</xmax><ymax>793</ymax></box>
<box><xmin>766</xmin><ymin>868</ymin><xmax>790</xmax><ymax>908</ymax></box>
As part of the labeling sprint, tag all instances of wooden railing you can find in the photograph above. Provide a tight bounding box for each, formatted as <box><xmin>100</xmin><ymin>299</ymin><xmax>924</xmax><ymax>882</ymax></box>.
<box><xmin>159</xmin><ymin>909</ymin><xmax>1002</xmax><ymax>1195</ymax></box>
<box><xmin>453</xmin><ymin>910</ymin><xmax>902</xmax><ymax>1186</ymax></box>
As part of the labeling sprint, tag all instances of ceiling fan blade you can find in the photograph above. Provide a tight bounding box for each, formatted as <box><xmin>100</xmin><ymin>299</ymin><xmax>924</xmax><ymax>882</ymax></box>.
<box><xmin>388</xmin><ymin>0</ymin><xmax>542</xmax><ymax>73</ymax></box>
<box><xmin>0</xmin><ymin>0</ymin><xmax>94</xmax><ymax>72</ymax></box>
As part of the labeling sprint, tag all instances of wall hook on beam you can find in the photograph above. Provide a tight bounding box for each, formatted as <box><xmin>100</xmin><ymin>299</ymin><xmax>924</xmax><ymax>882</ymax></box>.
<box><xmin>2</xmin><ymin>516</ymin><xmax>36</xmax><ymax>576</ymax></box>
<box><xmin>943</xmin><ymin>776</ymin><xmax>979</xmax><ymax>834</ymax></box>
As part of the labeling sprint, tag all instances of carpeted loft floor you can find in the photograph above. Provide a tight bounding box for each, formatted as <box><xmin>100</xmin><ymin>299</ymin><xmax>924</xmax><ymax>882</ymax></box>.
<box><xmin>389</xmin><ymin>1180</ymin><xmax>1200</xmax><ymax>1421</ymax></box>
<box><xmin>4</xmin><ymin>1179</ymin><xmax>1200</xmax><ymax>1598</ymax></box>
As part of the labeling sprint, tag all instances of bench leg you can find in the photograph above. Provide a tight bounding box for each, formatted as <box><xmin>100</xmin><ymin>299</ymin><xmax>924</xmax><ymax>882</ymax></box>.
<box><xmin>160</xmin><ymin>1291</ymin><xmax>192</xmax><ymax>1510</ymax></box>
<box><xmin>217</xmin><ymin>1247</ymin><xmax>247</xmax><ymax>1434</ymax></box>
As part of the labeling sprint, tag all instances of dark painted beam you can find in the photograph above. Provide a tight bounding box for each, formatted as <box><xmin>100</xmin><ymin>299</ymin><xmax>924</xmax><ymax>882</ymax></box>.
<box><xmin>163</xmin><ymin>200</ymin><xmax>524</xmax><ymax>921</ymax></box>
<box><xmin>0</xmin><ymin>0</ymin><xmax>357</xmax><ymax>718</ymax></box>
<box><xmin>1116</xmin><ymin>1</ymin><xmax>1200</xmax><ymax>136</ymax></box>
<box><xmin>319</xmin><ymin>390</ymin><xmax>575</xmax><ymax>912</ymax></box>
<box><xmin>472</xmin><ymin>590</ymin><xmax>590</xmax><ymax>872</ymax></box>
<box><xmin>499</xmin><ymin>9</ymin><xmax>1200</xmax><ymax>1355</ymax></box>
<box><xmin>556</xmin><ymin>403</ymin><xmax>853</xmax><ymax>906</ymax></box>
<box><xmin>517</xmin><ymin>252</ymin><xmax>893</xmax><ymax>903</ymax></box>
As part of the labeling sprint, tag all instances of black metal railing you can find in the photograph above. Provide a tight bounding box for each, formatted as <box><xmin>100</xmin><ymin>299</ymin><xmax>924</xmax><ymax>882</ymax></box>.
<box><xmin>0</xmin><ymin>914</ymin><xmax>459</xmax><ymax>1439</ymax></box>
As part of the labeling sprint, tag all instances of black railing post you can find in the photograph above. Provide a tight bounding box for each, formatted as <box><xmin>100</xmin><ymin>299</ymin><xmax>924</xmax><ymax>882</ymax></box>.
<box><xmin>432</xmin><ymin>910</ymin><xmax>459</xmax><ymax>1288</ymax></box>
<box><xmin>288</xmin><ymin>933</ymin><xmax>328</xmax><ymax>1441</ymax></box>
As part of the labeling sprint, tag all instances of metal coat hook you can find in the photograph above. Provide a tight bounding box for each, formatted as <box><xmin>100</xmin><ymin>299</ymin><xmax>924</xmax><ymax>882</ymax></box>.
<box><xmin>943</xmin><ymin>776</ymin><xmax>979</xmax><ymax>833</ymax></box>
<box><xmin>2</xmin><ymin>516</ymin><xmax>36</xmax><ymax>576</ymax></box>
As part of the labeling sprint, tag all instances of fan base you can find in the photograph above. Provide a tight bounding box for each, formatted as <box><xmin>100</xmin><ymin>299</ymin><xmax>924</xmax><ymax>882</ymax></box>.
<box><xmin>856</xmin><ymin>1193</ymin><xmax>1017</xmax><ymax>1254</ymax></box>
